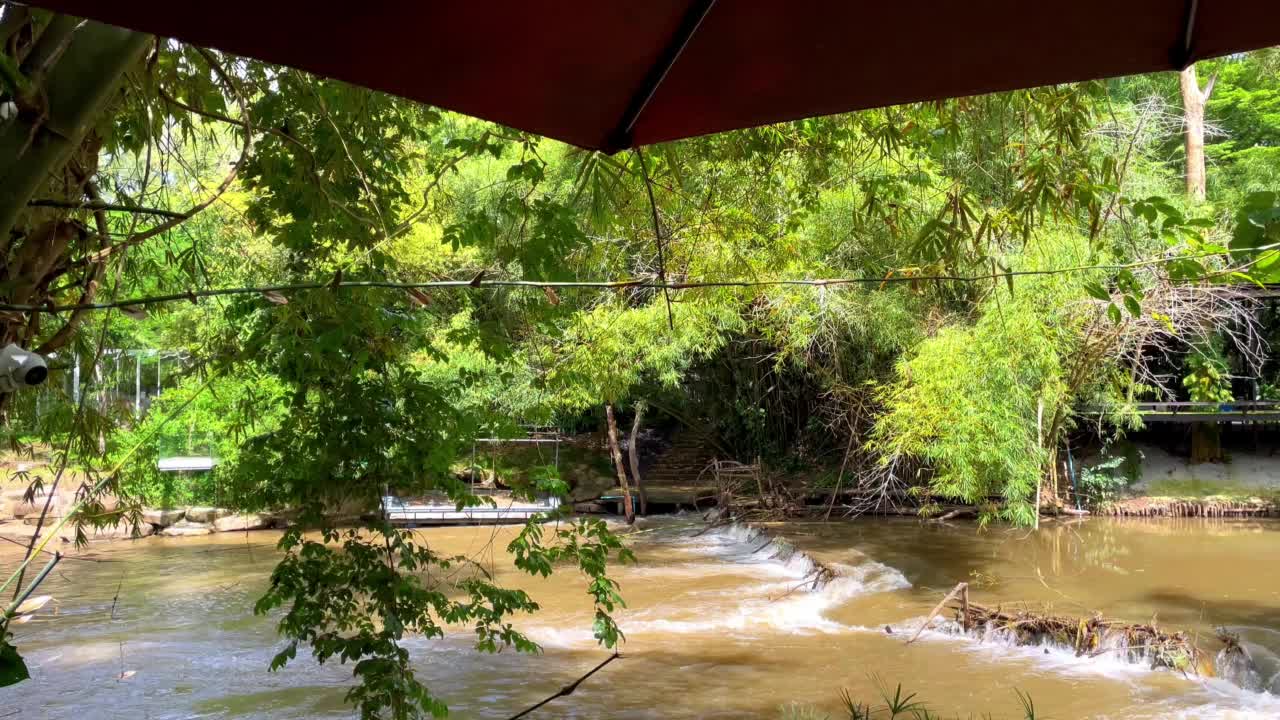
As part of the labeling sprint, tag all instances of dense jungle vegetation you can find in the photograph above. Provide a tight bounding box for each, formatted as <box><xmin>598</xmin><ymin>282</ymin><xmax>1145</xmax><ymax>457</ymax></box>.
<box><xmin>2</xmin><ymin>6</ymin><xmax>1280</xmax><ymax>717</ymax></box>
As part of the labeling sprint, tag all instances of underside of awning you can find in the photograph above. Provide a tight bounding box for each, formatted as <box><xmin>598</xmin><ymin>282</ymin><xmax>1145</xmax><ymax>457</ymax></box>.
<box><xmin>24</xmin><ymin>1</ymin><xmax>1280</xmax><ymax>152</ymax></box>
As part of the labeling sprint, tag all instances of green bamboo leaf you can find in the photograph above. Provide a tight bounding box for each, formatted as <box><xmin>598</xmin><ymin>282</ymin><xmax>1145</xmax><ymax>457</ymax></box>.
<box><xmin>1107</xmin><ymin>303</ymin><xmax>1123</xmax><ymax>325</ymax></box>
<box><xmin>1083</xmin><ymin>282</ymin><xmax>1111</xmax><ymax>301</ymax></box>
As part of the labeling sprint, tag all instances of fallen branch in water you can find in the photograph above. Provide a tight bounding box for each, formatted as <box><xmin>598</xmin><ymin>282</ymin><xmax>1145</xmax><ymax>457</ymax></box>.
<box><xmin>506</xmin><ymin>652</ymin><xmax>622</xmax><ymax>719</ymax></box>
<box><xmin>931</xmin><ymin>508</ymin><xmax>978</xmax><ymax>522</ymax></box>
<box><xmin>907</xmin><ymin>582</ymin><xmax>968</xmax><ymax>645</ymax></box>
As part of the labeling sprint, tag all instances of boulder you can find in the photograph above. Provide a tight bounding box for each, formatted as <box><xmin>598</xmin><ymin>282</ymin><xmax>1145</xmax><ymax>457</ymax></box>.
<box><xmin>573</xmin><ymin>502</ymin><xmax>608</xmax><ymax>514</ymax></box>
<box><xmin>12</xmin><ymin>494</ymin><xmax>66</xmax><ymax>520</ymax></box>
<box><xmin>160</xmin><ymin>520</ymin><xmax>212</xmax><ymax>537</ymax></box>
<box><xmin>213</xmin><ymin>513</ymin><xmax>273</xmax><ymax>532</ymax></box>
<box><xmin>23</xmin><ymin>513</ymin><xmax>66</xmax><ymax>526</ymax></box>
<box><xmin>184</xmin><ymin>507</ymin><xmax>231</xmax><ymax>523</ymax></box>
<box><xmin>143</xmin><ymin>508</ymin><xmax>185</xmax><ymax>527</ymax></box>
<box><xmin>566</xmin><ymin>463</ymin><xmax>616</xmax><ymax>502</ymax></box>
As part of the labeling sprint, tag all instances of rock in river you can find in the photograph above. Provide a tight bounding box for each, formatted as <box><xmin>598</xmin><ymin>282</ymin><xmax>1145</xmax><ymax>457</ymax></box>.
<box><xmin>160</xmin><ymin>520</ymin><xmax>213</xmax><ymax>537</ymax></box>
<box><xmin>143</xmin><ymin>508</ymin><xmax>185</xmax><ymax>527</ymax></box>
<box><xmin>213</xmin><ymin>513</ymin><xmax>273</xmax><ymax>532</ymax></box>
<box><xmin>184</xmin><ymin>506</ymin><xmax>231</xmax><ymax>523</ymax></box>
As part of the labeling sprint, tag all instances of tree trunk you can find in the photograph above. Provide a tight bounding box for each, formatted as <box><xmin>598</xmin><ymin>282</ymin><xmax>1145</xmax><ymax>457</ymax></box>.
<box><xmin>1190</xmin><ymin>424</ymin><xmax>1223</xmax><ymax>464</ymax></box>
<box><xmin>628</xmin><ymin>403</ymin><xmax>647</xmax><ymax>516</ymax></box>
<box><xmin>1180</xmin><ymin>64</ymin><xmax>1215</xmax><ymax>203</ymax></box>
<box><xmin>0</xmin><ymin>18</ymin><xmax>150</xmax><ymax>242</ymax></box>
<box><xmin>605</xmin><ymin>403</ymin><xmax>634</xmax><ymax>524</ymax></box>
<box><xmin>0</xmin><ymin>16</ymin><xmax>150</xmax><ymax>351</ymax></box>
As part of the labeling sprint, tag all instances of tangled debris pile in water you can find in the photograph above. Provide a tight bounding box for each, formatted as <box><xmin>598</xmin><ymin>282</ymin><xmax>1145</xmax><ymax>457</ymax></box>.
<box><xmin>949</xmin><ymin>599</ymin><xmax>1212</xmax><ymax>675</ymax></box>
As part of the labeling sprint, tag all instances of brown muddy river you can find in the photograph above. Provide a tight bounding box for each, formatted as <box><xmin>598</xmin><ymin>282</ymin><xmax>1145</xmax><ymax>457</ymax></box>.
<box><xmin>4</xmin><ymin>516</ymin><xmax>1280</xmax><ymax>719</ymax></box>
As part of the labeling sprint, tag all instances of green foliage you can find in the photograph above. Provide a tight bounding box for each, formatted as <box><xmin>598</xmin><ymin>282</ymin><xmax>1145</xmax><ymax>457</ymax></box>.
<box><xmin>1182</xmin><ymin>341</ymin><xmax>1233</xmax><ymax>403</ymax></box>
<box><xmin>508</xmin><ymin>515</ymin><xmax>635</xmax><ymax>648</ymax></box>
<box><xmin>216</xmin><ymin>288</ymin><xmax>631</xmax><ymax>719</ymax></box>
<box><xmin>1078</xmin><ymin>453</ymin><xmax>1136</xmax><ymax>506</ymax></box>
<box><xmin>0</xmin><ymin>635</ymin><xmax>30</xmax><ymax>688</ymax></box>
<box><xmin>773</xmin><ymin>681</ymin><xmax>1041</xmax><ymax>720</ymax></box>
<box><xmin>872</xmin><ymin>234</ymin><xmax>1094</xmax><ymax>525</ymax></box>
<box><xmin>1230</xmin><ymin>191</ymin><xmax>1280</xmax><ymax>282</ymax></box>
<box><xmin>543</xmin><ymin>298</ymin><xmax>739</xmax><ymax>410</ymax></box>
<box><xmin>110</xmin><ymin>371</ymin><xmax>285</xmax><ymax>508</ymax></box>
<box><xmin>255</xmin><ymin>526</ymin><xmax>528</xmax><ymax>719</ymax></box>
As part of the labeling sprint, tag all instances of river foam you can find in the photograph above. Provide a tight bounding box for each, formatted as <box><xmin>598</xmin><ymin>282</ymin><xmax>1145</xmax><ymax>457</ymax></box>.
<box><xmin>525</xmin><ymin>520</ymin><xmax>910</xmax><ymax>647</ymax></box>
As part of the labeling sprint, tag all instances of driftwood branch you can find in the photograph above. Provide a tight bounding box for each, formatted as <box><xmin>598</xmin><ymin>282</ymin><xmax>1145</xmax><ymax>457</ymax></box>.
<box><xmin>506</xmin><ymin>652</ymin><xmax>622</xmax><ymax>720</ymax></box>
<box><xmin>907</xmin><ymin>582</ymin><xmax>968</xmax><ymax>645</ymax></box>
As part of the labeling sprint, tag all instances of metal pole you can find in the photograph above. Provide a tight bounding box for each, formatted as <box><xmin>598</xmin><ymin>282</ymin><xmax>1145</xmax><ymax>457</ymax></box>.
<box><xmin>72</xmin><ymin>351</ymin><xmax>80</xmax><ymax>405</ymax></box>
<box><xmin>134</xmin><ymin>351</ymin><xmax>141</xmax><ymax>416</ymax></box>
<box><xmin>1066</xmin><ymin>443</ymin><xmax>1080</xmax><ymax>510</ymax></box>
<box><xmin>156</xmin><ymin>352</ymin><xmax>162</xmax><ymax>397</ymax></box>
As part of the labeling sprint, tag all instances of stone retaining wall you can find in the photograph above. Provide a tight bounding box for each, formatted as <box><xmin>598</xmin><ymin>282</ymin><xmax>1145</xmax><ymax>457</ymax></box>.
<box><xmin>1100</xmin><ymin>496</ymin><xmax>1279</xmax><ymax>517</ymax></box>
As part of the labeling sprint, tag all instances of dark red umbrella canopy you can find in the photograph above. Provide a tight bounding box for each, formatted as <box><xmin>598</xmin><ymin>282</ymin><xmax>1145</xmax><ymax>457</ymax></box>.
<box><xmin>27</xmin><ymin>1</ymin><xmax>1280</xmax><ymax>152</ymax></box>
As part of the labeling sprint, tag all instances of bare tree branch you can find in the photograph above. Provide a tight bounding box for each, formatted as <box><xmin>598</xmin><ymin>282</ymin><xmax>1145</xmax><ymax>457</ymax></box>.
<box><xmin>82</xmin><ymin>46</ymin><xmax>254</xmax><ymax>265</ymax></box>
<box><xmin>506</xmin><ymin>653</ymin><xmax>621</xmax><ymax>720</ymax></box>
<box><xmin>26</xmin><ymin>198</ymin><xmax>186</xmax><ymax>219</ymax></box>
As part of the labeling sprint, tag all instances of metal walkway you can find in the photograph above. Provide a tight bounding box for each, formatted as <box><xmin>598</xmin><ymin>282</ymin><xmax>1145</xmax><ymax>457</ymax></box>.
<box><xmin>382</xmin><ymin>495</ymin><xmax>560</xmax><ymax>526</ymax></box>
<box><xmin>1082</xmin><ymin>401</ymin><xmax>1280</xmax><ymax>424</ymax></box>
<box><xmin>158</xmin><ymin>456</ymin><xmax>217</xmax><ymax>472</ymax></box>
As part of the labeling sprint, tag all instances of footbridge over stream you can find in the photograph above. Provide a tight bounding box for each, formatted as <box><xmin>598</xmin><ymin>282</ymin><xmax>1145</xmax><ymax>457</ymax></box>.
<box><xmin>1081</xmin><ymin>401</ymin><xmax>1280</xmax><ymax>424</ymax></box>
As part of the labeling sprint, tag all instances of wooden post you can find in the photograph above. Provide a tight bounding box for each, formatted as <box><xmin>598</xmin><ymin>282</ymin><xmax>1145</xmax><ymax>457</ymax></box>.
<box><xmin>628</xmin><ymin>403</ymin><xmax>647</xmax><ymax>516</ymax></box>
<box><xmin>753</xmin><ymin>457</ymin><xmax>768</xmax><ymax>508</ymax></box>
<box><xmin>605</xmin><ymin>403</ymin><xmax>635</xmax><ymax>524</ymax></box>
<box><xmin>961</xmin><ymin>583</ymin><xmax>971</xmax><ymax>632</ymax></box>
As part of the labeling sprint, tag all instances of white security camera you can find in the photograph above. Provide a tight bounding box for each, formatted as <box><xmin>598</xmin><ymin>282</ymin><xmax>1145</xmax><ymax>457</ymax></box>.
<box><xmin>0</xmin><ymin>344</ymin><xmax>49</xmax><ymax>393</ymax></box>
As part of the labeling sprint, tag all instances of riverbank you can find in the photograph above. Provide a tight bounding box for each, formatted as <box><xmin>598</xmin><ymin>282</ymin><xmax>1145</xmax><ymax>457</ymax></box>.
<box><xmin>1092</xmin><ymin>442</ymin><xmax>1280</xmax><ymax>518</ymax></box>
